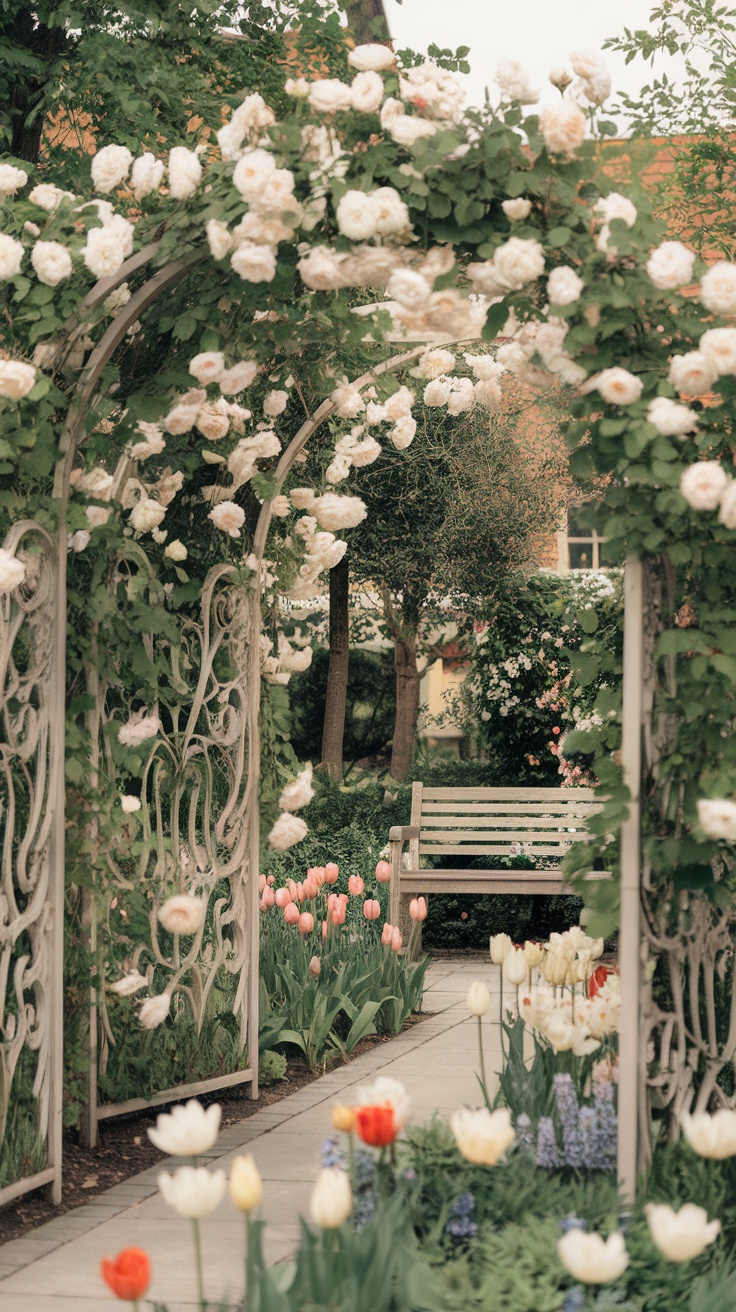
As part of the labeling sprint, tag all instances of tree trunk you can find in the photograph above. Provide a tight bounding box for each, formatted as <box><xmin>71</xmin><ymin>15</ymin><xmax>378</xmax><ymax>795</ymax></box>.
<box><xmin>7</xmin><ymin>13</ymin><xmax>68</xmax><ymax>164</ymax></box>
<box><xmin>390</xmin><ymin>626</ymin><xmax>419</xmax><ymax>782</ymax></box>
<box><xmin>321</xmin><ymin>553</ymin><xmax>350</xmax><ymax>780</ymax></box>
<box><xmin>343</xmin><ymin>0</ymin><xmax>390</xmax><ymax>43</ymax></box>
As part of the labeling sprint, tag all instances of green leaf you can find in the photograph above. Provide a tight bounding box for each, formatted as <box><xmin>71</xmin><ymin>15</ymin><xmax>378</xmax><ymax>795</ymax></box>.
<box><xmin>482</xmin><ymin>299</ymin><xmax>508</xmax><ymax>341</ymax></box>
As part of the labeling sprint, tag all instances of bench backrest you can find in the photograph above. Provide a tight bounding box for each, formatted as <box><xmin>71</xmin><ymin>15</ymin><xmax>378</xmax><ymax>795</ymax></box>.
<box><xmin>410</xmin><ymin>784</ymin><xmax>601</xmax><ymax>865</ymax></box>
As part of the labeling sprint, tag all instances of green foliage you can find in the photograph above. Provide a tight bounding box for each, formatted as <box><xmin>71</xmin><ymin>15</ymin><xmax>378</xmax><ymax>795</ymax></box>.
<box><xmin>258</xmin><ymin>1048</ymin><xmax>287</xmax><ymax>1085</ymax></box>
<box><xmin>290</xmin><ymin>646</ymin><xmax>397</xmax><ymax>772</ymax></box>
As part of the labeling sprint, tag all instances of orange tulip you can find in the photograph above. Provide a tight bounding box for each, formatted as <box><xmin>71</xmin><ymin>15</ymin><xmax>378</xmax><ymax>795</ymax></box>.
<box><xmin>332</xmin><ymin>1104</ymin><xmax>357</xmax><ymax>1133</ymax></box>
<box><xmin>101</xmin><ymin>1248</ymin><xmax>151</xmax><ymax>1301</ymax></box>
<box><xmin>355</xmin><ymin>1105</ymin><xmax>397</xmax><ymax>1147</ymax></box>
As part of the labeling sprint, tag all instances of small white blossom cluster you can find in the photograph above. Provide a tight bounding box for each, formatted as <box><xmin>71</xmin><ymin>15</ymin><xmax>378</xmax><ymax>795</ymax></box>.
<box><xmin>260</xmin><ymin>631</ymin><xmax>313</xmax><ymax>686</ymax></box>
<box><xmin>327</xmin><ymin>379</ymin><xmax>416</xmax><ymax>472</ymax></box>
<box><xmin>468</xmin><ymin>235</ymin><xmax>545</xmax><ymax>298</ymax></box>
<box><xmin>521</xmin><ymin>974</ymin><xmax>619</xmax><ymax>1055</ymax></box>
<box><xmin>495</xmin><ymin>314</ymin><xmax>586</xmax><ymax>387</ymax></box>
<box><xmin>679</xmin><ymin>461</ymin><xmax>736</xmax><ymax>527</ymax></box>
<box><xmin>283</xmin><ymin>508</ymin><xmax>350</xmax><ymax>602</ymax></box>
<box><xmin>593</xmin><ymin>192</ymin><xmax>637</xmax><ymax>255</ymax></box>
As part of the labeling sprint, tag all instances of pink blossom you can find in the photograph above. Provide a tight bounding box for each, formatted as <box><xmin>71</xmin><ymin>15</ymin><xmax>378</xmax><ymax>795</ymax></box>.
<box><xmin>332</xmin><ymin>903</ymin><xmax>346</xmax><ymax>925</ymax></box>
<box><xmin>258</xmin><ymin>874</ymin><xmax>267</xmax><ymax>892</ymax></box>
<box><xmin>275</xmin><ymin>887</ymin><xmax>291</xmax><ymax>908</ymax></box>
<box><xmin>348</xmin><ymin>875</ymin><xmax>365</xmax><ymax>896</ymax></box>
<box><xmin>381</xmin><ymin>922</ymin><xmax>395</xmax><ymax>946</ymax></box>
<box><xmin>363</xmin><ymin>899</ymin><xmax>381</xmax><ymax>920</ymax></box>
<box><xmin>261</xmin><ymin>885</ymin><xmax>275</xmax><ymax>908</ymax></box>
<box><xmin>324</xmin><ymin>862</ymin><xmax>339</xmax><ymax>884</ymax></box>
<box><xmin>284</xmin><ymin>902</ymin><xmax>300</xmax><ymax>925</ymax></box>
<box><xmin>298</xmin><ymin>912</ymin><xmax>315</xmax><ymax>934</ymax></box>
<box><xmin>409</xmin><ymin>896</ymin><xmax>427</xmax><ymax>922</ymax></box>
<box><xmin>375</xmin><ymin>860</ymin><xmax>391</xmax><ymax>883</ymax></box>
<box><xmin>391</xmin><ymin>927</ymin><xmax>402</xmax><ymax>952</ymax></box>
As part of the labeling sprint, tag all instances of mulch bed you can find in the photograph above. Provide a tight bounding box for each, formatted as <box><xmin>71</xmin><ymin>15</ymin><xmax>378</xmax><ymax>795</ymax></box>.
<box><xmin>0</xmin><ymin>1018</ymin><xmax>426</xmax><ymax>1247</ymax></box>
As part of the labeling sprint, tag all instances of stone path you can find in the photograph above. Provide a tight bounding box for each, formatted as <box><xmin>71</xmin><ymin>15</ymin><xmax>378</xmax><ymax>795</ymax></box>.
<box><xmin>0</xmin><ymin>958</ymin><xmax>502</xmax><ymax>1311</ymax></box>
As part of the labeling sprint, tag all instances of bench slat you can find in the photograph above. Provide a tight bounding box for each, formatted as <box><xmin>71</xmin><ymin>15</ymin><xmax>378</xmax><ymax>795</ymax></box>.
<box><xmin>419</xmin><ymin>816</ymin><xmax>595</xmax><ymax>831</ymax></box>
<box><xmin>420</xmin><ymin>786</ymin><xmax>598</xmax><ymax>801</ymax></box>
<box><xmin>400</xmin><ymin>872</ymin><xmax>570</xmax><ymax>895</ymax></box>
<box><xmin>420</xmin><ymin>801</ymin><xmax>600</xmax><ymax>815</ymax></box>
<box><xmin>418</xmin><ymin>829</ymin><xmax>590</xmax><ymax>843</ymax></box>
<box><xmin>419</xmin><ymin>843</ymin><xmax>574</xmax><ymax>856</ymax></box>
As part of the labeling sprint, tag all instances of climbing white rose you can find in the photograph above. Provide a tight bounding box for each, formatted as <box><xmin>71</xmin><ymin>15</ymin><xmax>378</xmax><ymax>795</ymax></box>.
<box><xmin>139</xmin><ymin>993</ymin><xmax>171</xmax><ymax>1029</ymax></box>
<box><xmin>718</xmin><ymin>480</ymin><xmax>736</xmax><ymax>528</ymax></box>
<box><xmin>373</xmin><ymin>187</ymin><xmax>410</xmax><ymax>236</ymax></box>
<box><xmin>219</xmin><ymin>360</ymin><xmax>258</xmax><ymax>394</ymax></box>
<box><xmin>389</xmin><ymin>116</ymin><xmax>437</xmax><ymax>146</ymax></box>
<box><xmin>502</xmin><ymin>198</ymin><xmax>532</xmax><ymax>221</ymax></box>
<box><xmin>351</xmin><ymin>70</ymin><xmax>384</xmax><ymax>114</ymax></box>
<box><xmin>492</xmin><ymin>237</ymin><xmax>545</xmax><ymax>290</ymax></box>
<box><xmin>679</xmin><ymin>461</ymin><xmax>729</xmax><ymax>511</ymax></box>
<box><xmin>120</xmin><ymin>795</ymin><xmax>142</xmax><ymax>813</ymax></box>
<box><xmin>423</xmin><ymin>377</ymin><xmax>451</xmax><ymax>407</ymax></box>
<box><xmin>700</xmin><ymin>261</ymin><xmax>736</xmax><ymax>317</ymax></box>
<box><xmin>539</xmin><ymin>101</ymin><xmax>586</xmax><ymax>157</ymax></box>
<box><xmin>308</xmin><ymin>78</ymin><xmax>353</xmax><ymax>113</ymax></box>
<box><xmin>646</xmin><ymin>240</ymin><xmax>696</xmax><ymax>291</ymax></box>
<box><xmin>91</xmin><ymin>144</ymin><xmax>132</xmax><ymax>193</ymax></box>
<box><xmin>168</xmin><ymin>147</ymin><xmax>202</xmax><ymax>199</ymax></box>
<box><xmin>31</xmin><ymin>240</ymin><xmax>73</xmax><ymax>287</ymax></box>
<box><xmin>646</xmin><ymin>397</ymin><xmax>698</xmax><ymax>437</ymax></box>
<box><xmin>387</xmin><ymin>269</ymin><xmax>431</xmax><ymax>309</ymax></box>
<box><xmin>0</xmin><ymin>360</ymin><xmax>36</xmax><ymax>399</ymax></box>
<box><xmin>81</xmin><ymin>226</ymin><xmax>126</xmax><ymax>278</ymax></box>
<box><xmin>413</xmin><ymin>349</ymin><xmax>456</xmax><ymax>380</ymax></box>
<box><xmin>336</xmin><ymin>190</ymin><xmax>381</xmax><ymax>241</ymax></box>
<box><xmin>348</xmin><ymin>43</ymin><xmax>395</xmax><ymax>71</ymax></box>
<box><xmin>130</xmin><ymin>152</ymin><xmax>165</xmax><ymax>199</ymax></box>
<box><xmin>0</xmin><ymin>233</ymin><xmax>24</xmax><ymax>280</ymax></box>
<box><xmin>164</xmin><ymin>539</ymin><xmax>188</xmax><ymax>561</ymax></box>
<box><xmin>570</xmin><ymin>50</ymin><xmax>611</xmax><ymax>105</ymax></box>
<box><xmin>390</xmin><ymin>416</ymin><xmax>417</xmax><ymax>449</ymax></box>
<box><xmin>547</xmin><ymin>266</ymin><xmax>584</xmax><ymax>305</ymax></box>
<box><xmin>231</xmin><ymin>242</ymin><xmax>277</xmax><ymax>282</ymax></box>
<box><xmin>595</xmin><ymin>193</ymin><xmax>637</xmax><ymax>228</ymax></box>
<box><xmin>209</xmin><ymin>501</ymin><xmax>245</xmax><ymax>538</ymax></box>
<box><xmin>264</xmin><ymin>389</ymin><xmax>288</xmax><ymax>417</ymax></box>
<box><xmin>118</xmin><ymin>714</ymin><xmax>162</xmax><ymax>747</ymax></box>
<box><xmin>699</xmin><ymin>328</ymin><xmax>736</xmax><ymax>376</ymax></box>
<box><xmin>594</xmin><ymin>368</ymin><xmax>643</xmax><ymax>406</ymax></box>
<box><xmin>0</xmin><ymin>548</ymin><xmax>26</xmax><ymax>593</ymax></box>
<box><xmin>110</xmin><ymin>971</ymin><xmax>147</xmax><ymax>995</ymax></box>
<box><xmin>129</xmin><ymin>497</ymin><xmax>166</xmax><ymax>533</ymax></box>
<box><xmin>29</xmin><ymin>183</ymin><xmax>75</xmax><ymax>210</ymax></box>
<box><xmin>313</xmin><ymin>493</ymin><xmax>367</xmax><ymax>531</ymax></box>
<box><xmin>269</xmin><ymin>811</ymin><xmax>309</xmax><ymax>850</ymax></box>
<box><xmin>157</xmin><ymin>895</ymin><xmax>206</xmax><ymax>936</ymax></box>
<box><xmin>279</xmin><ymin>764</ymin><xmax>315</xmax><ymax>812</ymax></box>
<box><xmin>232</xmin><ymin>148</ymin><xmax>275</xmax><ymax>199</ymax></box>
<box><xmin>0</xmin><ymin>163</ymin><xmax>28</xmax><ymax>196</ymax></box>
<box><xmin>86</xmin><ymin>506</ymin><xmax>112</xmax><ymax>529</ymax></box>
<box><xmin>206</xmin><ymin>219</ymin><xmax>232</xmax><ymax>261</ymax></box>
<box><xmin>189</xmin><ymin>352</ymin><xmax>225</xmax><ymax>384</ymax></box>
<box><xmin>494</xmin><ymin>59</ymin><xmax>539</xmax><ymax>104</ymax></box>
<box><xmin>668</xmin><ymin>351</ymin><xmax>718</xmax><ymax>396</ymax></box>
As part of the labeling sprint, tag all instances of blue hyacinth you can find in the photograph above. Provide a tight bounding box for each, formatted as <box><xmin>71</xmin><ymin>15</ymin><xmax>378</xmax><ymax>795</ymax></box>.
<box><xmin>536</xmin><ymin>1116</ymin><xmax>562</xmax><ymax>1169</ymax></box>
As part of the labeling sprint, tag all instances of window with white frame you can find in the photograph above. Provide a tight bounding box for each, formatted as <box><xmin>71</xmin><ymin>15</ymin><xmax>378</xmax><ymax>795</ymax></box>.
<box><xmin>557</xmin><ymin>507</ymin><xmax>606</xmax><ymax>571</ymax></box>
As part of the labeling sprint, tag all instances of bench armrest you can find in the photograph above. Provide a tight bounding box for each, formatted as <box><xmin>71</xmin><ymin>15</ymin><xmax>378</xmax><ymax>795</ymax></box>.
<box><xmin>388</xmin><ymin>825</ymin><xmax>420</xmax><ymax>845</ymax></box>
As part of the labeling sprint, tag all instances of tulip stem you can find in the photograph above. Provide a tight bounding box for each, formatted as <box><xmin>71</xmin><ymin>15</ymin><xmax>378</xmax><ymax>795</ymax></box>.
<box><xmin>477</xmin><ymin>1014</ymin><xmax>488</xmax><ymax>1100</ymax></box>
<box><xmin>192</xmin><ymin>1218</ymin><xmax>205</xmax><ymax>1311</ymax></box>
<box><xmin>499</xmin><ymin>971</ymin><xmax>505</xmax><ymax>1068</ymax></box>
<box><xmin>244</xmin><ymin>1212</ymin><xmax>251</xmax><ymax>1312</ymax></box>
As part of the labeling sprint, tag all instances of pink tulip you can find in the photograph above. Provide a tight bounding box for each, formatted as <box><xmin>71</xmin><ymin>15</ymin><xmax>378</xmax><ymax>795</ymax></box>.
<box><xmin>391</xmin><ymin>927</ymin><xmax>402</xmax><ymax>952</ymax></box>
<box><xmin>287</xmin><ymin>879</ymin><xmax>298</xmax><ymax>898</ymax></box>
<box><xmin>296</xmin><ymin>882</ymin><xmax>305</xmax><ymax>902</ymax></box>
<box><xmin>298</xmin><ymin>912</ymin><xmax>315</xmax><ymax>934</ymax></box>
<box><xmin>375</xmin><ymin>860</ymin><xmax>391</xmax><ymax>883</ymax></box>
<box><xmin>275</xmin><ymin>887</ymin><xmax>291</xmax><ymax>908</ymax></box>
<box><xmin>324</xmin><ymin>862</ymin><xmax>339</xmax><ymax>884</ymax></box>
<box><xmin>267</xmin><ymin>874</ymin><xmax>275</xmax><ymax>886</ymax></box>
<box><xmin>284</xmin><ymin>902</ymin><xmax>300</xmax><ymax>925</ymax></box>
<box><xmin>381</xmin><ymin>922</ymin><xmax>394</xmax><ymax>946</ymax></box>
<box><xmin>321</xmin><ymin>920</ymin><xmax>328</xmax><ymax>940</ymax></box>
<box><xmin>348</xmin><ymin>875</ymin><xmax>364</xmax><ymax>896</ymax></box>
<box><xmin>327</xmin><ymin>892</ymin><xmax>348</xmax><ymax>913</ymax></box>
<box><xmin>259</xmin><ymin>897</ymin><xmax>270</xmax><ymax>912</ymax></box>
<box><xmin>332</xmin><ymin>904</ymin><xmax>346</xmax><ymax>925</ymax></box>
<box><xmin>258</xmin><ymin>874</ymin><xmax>266</xmax><ymax>892</ymax></box>
<box><xmin>363</xmin><ymin>899</ymin><xmax>381</xmax><ymax>921</ymax></box>
<box><xmin>261</xmin><ymin>885</ymin><xmax>275</xmax><ymax>908</ymax></box>
<box><xmin>309</xmin><ymin>955</ymin><xmax>321</xmax><ymax>978</ymax></box>
<box><xmin>409</xmin><ymin>896</ymin><xmax>427</xmax><ymax>922</ymax></box>
<box><xmin>302</xmin><ymin>876</ymin><xmax>318</xmax><ymax>899</ymax></box>
<box><xmin>312</xmin><ymin>867</ymin><xmax>326</xmax><ymax>887</ymax></box>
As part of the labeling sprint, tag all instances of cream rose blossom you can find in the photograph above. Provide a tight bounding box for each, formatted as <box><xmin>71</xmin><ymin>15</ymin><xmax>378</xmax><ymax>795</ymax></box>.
<box><xmin>168</xmin><ymin>147</ymin><xmax>202</xmax><ymax>199</ymax></box>
<box><xmin>348</xmin><ymin>43</ymin><xmax>395</xmax><ymax>71</ymax></box>
<box><xmin>679</xmin><ymin>462</ymin><xmax>729</xmax><ymax>511</ymax></box>
<box><xmin>0</xmin><ymin>360</ymin><xmax>36</xmax><ymax>400</ymax></box>
<box><xmin>269</xmin><ymin>812</ymin><xmax>309</xmax><ymax>850</ymax></box>
<box><xmin>130</xmin><ymin>153</ymin><xmax>165</xmax><ymax>199</ymax></box>
<box><xmin>539</xmin><ymin>101</ymin><xmax>586</xmax><ymax>157</ymax></box>
<box><xmin>594</xmin><ymin>368</ymin><xmax>643</xmax><ymax>406</ymax></box>
<box><xmin>548</xmin><ymin>266</ymin><xmax>584</xmax><ymax>305</ymax></box>
<box><xmin>647</xmin><ymin>240</ymin><xmax>696</xmax><ymax>291</ymax></box>
<box><xmin>668</xmin><ymin>351</ymin><xmax>718</xmax><ymax>396</ymax></box>
<box><xmin>0</xmin><ymin>548</ymin><xmax>26</xmax><ymax>593</ymax></box>
<box><xmin>91</xmin><ymin>144</ymin><xmax>132</xmax><ymax>193</ymax></box>
<box><xmin>209</xmin><ymin>501</ymin><xmax>245</xmax><ymax>538</ymax></box>
<box><xmin>0</xmin><ymin>234</ymin><xmax>24</xmax><ymax>280</ymax></box>
<box><xmin>700</xmin><ymin>261</ymin><xmax>736</xmax><ymax>317</ymax></box>
<box><xmin>157</xmin><ymin>895</ymin><xmax>206</xmax><ymax>936</ymax></box>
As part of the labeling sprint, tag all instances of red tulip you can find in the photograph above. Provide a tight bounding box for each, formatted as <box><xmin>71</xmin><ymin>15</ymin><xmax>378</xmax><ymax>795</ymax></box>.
<box><xmin>101</xmin><ymin>1248</ymin><xmax>151</xmax><ymax>1301</ymax></box>
<box><xmin>589</xmin><ymin>964</ymin><xmax>612</xmax><ymax>998</ymax></box>
<box><xmin>355</xmin><ymin>1105</ymin><xmax>396</xmax><ymax>1147</ymax></box>
<box><xmin>348</xmin><ymin>874</ymin><xmax>365</xmax><ymax>896</ymax></box>
<box><xmin>324</xmin><ymin>862</ymin><xmax>339</xmax><ymax>884</ymax></box>
<box><xmin>275</xmin><ymin>887</ymin><xmax>291</xmax><ymax>908</ymax></box>
<box><xmin>363</xmin><ymin>899</ymin><xmax>381</xmax><ymax>921</ymax></box>
<box><xmin>409</xmin><ymin>896</ymin><xmax>427</xmax><ymax>922</ymax></box>
<box><xmin>298</xmin><ymin>911</ymin><xmax>314</xmax><ymax>934</ymax></box>
<box><xmin>284</xmin><ymin>902</ymin><xmax>300</xmax><ymax>925</ymax></box>
<box><xmin>375</xmin><ymin>860</ymin><xmax>391</xmax><ymax>883</ymax></box>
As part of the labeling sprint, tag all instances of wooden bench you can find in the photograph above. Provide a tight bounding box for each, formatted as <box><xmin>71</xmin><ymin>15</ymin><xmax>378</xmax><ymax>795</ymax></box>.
<box><xmin>388</xmin><ymin>783</ymin><xmax>603</xmax><ymax>934</ymax></box>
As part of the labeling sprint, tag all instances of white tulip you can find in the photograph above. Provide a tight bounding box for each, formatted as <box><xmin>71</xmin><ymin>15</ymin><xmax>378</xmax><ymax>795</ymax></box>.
<box><xmin>557</xmin><ymin>1229</ymin><xmax>629</xmax><ymax>1284</ymax></box>
<box><xmin>158</xmin><ymin>1166</ymin><xmax>227</xmax><ymax>1218</ymax></box>
<box><xmin>645</xmin><ymin>1202</ymin><xmax>721</xmax><ymax>1262</ymax></box>
<box><xmin>466</xmin><ymin>981</ymin><xmax>491</xmax><ymax>1017</ymax></box>
<box><xmin>681</xmin><ymin>1108</ymin><xmax>736</xmax><ymax>1159</ymax></box>
<box><xmin>489</xmin><ymin>933</ymin><xmax>512</xmax><ymax>965</ymax></box>
<box><xmin>504</xmin><ymin>946</ymin><xmax>528</xmax><ymax>986</ymax></box>
<box><xmin>450</xmin><ymin>1107</ymin><xmax>515</xmax><ymax>1166</ymax></box>
<box><xmin>148</xmin><ymin>1099</ymin><xmax>221</xmax><ymax>1156</ymax></box>
<box><xmin>309</xmin><ymin>1168</ymin><xmax>352</xmax><ymax>1228</ymax></box>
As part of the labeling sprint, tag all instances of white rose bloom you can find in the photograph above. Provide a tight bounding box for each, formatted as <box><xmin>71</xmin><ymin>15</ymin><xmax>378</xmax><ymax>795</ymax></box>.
<box><xmin>103</xmin><ymin>282</ymin><xmax>131</xmax><ymax>311</ymax></box>
<box><xmin>389</xmin><ymin>116</ymin><xmax>437</xmax><ymax>146</ymax></box>
<box><xmin>326</xmin><ymin>453</ymin><xmax>352</xmax><ymax>483</ymax></box>
<box><xmin>699</xmin><ymin>327</ymin><xmax>736</xmax><ymax>376</ymax></box>
<box><xmin>28</xmin><ymin>239</ymin><xmax>71</xmax><ymax>288</ymax></box>
<box><xmin>372</xmin><ymin>187</ymin><xmax>410</xmax><ymax>236</ymax></box>
<box><xmin>337</xmin><ymin>431</ymin><xmax>382</xmax><ymax>464</ymax></box>
<box><xmin>301</xmin><ymin>195</ymin><xmax>327</xmax><ymax>233</ymax></box>
<box><xmin>168</xmin><ymin>147</ymin><xmax>202</xmax><ymax>199</ymax></box>
<box><xmin>309</xmin><ymin>1169</ymin><xmax>352</xmax><ymax>1229</ymax></box>
<box><xmin>331</xmin><ymin>383</ymin><xmax>365</xmax><ymax>419</ymax></box>
<box><xmin>309</xmin><ymin>78</ymin><xmax>354</xmax><ymax>113</ymax></box>
<box><xmin>539</xmin><ymin>101</ymin><xmax>586</xmax><ymax>157</ymax></box>
<box><xmin>383</xmin><ymin>385</ymin><xmax>414</xmax><ymax>420</ymax></box>
<box><xmin>209</xmin><ymin>500</ymin><xmax>245</xmax><ymax>537</ymax></box>
<box><xmin>0</xmin><ymin>233</ymin><xmax>24</xmax><ymax>280</ymax></box>
<box><xmin>196</xmin><ymin>403</ymin><xmax>229</xmax><ymax>441</ymax></box>
<box><xmin>646</xmin><ymin>240</ymin><xmax>696</xmax><ymax>291</ymax></box>
<box><xmin>264</xmin><ymin>389</ymin><xmax>288</xmax><ymax>417</ymax></box>
<box><xmin>28</xmin><ymin>183</ymin><xmax>74</xmax><ymax>210</ymax></box>
<box><xmin>557</xmin><ymin>1230</ymin><xmax>629</xmax><ymax>1285</ymax></box>
<box><xmin>157</xmin><ymin>894</ymin><xmax>206</xmax><ymax>936</ymax></box>
<box><xmin>129</xmin><ymin>497</ymin><xmax>166</xmax><ymax>533</ymax></box>
<box><xmin>424</xmin><ymin>377</ymin><xmax>451</xmax><ymax>407</ymax></box>
<box><xmin>231</xmin><ymin>242</ymin><xmax>277</xmax><ymax>283</ymax></box>
<box><xmin>232</xmin><ymin>148</ymin><xmax>276</xmax><ymax>200</ymax></box>
<box><xmin>110</xmin><ymin>970</ymin><xmax>147</xmax><ymax>995</ymax></box>
<box><xmin>69</xmin><ymin>530</ymin><xmax>90</xmax><ymax>553</ymax></box>
<box><xmin>253</xmin><ymin>168</ymin><xmax>296</xmax><ymax>214</ymax></box>
<box><xmin>105</xmin><ymin>213</ymin><xmax>134</xmax><ymax>257</ymax></box>
<box><xmin>120</xmin><ymin>794</ymin><xmax>143</xmax><ymax>816</ymax></box>
<box><xmin>492</xmin><ymin>237</ymin><xmax>545</xmax><ymax>290</ymax></box>
<box><xmin>595</xmin><ymin>193</ymin><xmax>637</xmax><ymax>228</ymax></box>
<box><xmin>389</xmin><ymin>416</ymin><xmax>416</xmax><ymax>449</ymax></box>
<box><xmin>269</xmin><ymin>811</ymin><xmax>309</xmax><ymax>850</ymax></box>
<box><xmin>0</xmin><ymin>163</ymin><xmax>28</xmax><ymax>196</ymax></box>
<box><xmin>81</xmin><ymin>226</ymin><xmax>126</xmax><ymax>279</ymax></box>
<box><xmin>547</xmin><ymin>265</ymin><xmax>584</xmax><ymax>305</ymax></box>
<box><xmin>349</xmin><ymin>43</ymin><xmax>395</xmax><ymax>71</ymax></box>
<box><xmin>450</xmin><ymin>1107</ymin><xmax>516</xmax><ymax>1165</ymax></box>
<box><xmin>700</xmin><ymin>261</ymin><xmax>736</xmax><ymax>317</ymax></box>
<box><xmin>91</xmin><ymin>144</ymin><xmax>132</xmax><ymax>193</ymax></box>
<box><xmin>164</xmin><ymin>539</ymin><xmax>188</xmax><ymax>561</ymax></box>
<box><xmin>474</xmin><ymin>378</ymin><xmax>502</xmax><ymax>409</ymax></box>
<box><xmin>413</xmin><ymin>349</ymin><xmax>456</xmax><ymax>380</ymax></box>
<box><xmin>233</xmin><ymin>212</ymin><xmax>293</xmax><ymax>247</ymax></box>
<box><xmin>118</xmin><ymin>714</ymin><xmax>162</xmax><ymax>747</ymax></box>
<box><xmin>447</xmin><ymin>376</ymin><xmax>475</xmax><ymax>415</ymax></box>
<box><xmin>206</xmin><ymin>218</ymin><xmax>232</xmax><ymax>261</ymax></box>
<box><xmin>380</xmin><ymin>96</ymin><xmax>405</xmax><ymax>128</ymax></box>
<box><xmin>336</xmin><ymin>190</ymin><xmax>381</xmax><ymax>241</ymax></box>
<box><xmin>130</xmin><ymin>152</ymin><xmax>165</xmax><ymax>199</ymax></box>
<box><xmin>86</xmin><ymin>505</ymin><xmax>112</xmax><ymax>529</ymax></box>
<box><xmin>646</xmin><ymin>396</ymin><xmax>698</xmax><ymax>437</ymax></box>
<box><xmin>718</xmin><ymin>480</ymin><xmax>736</xmax><ymax>528</ymax></box>
<box><xmin>0</xmin><ymin>548</ymin><xmax>26</xmax><ymax>593</ymax></box>
<box><xmin>679</xmin><ymin>461</ymin><xmax>729</xmax><ymax>511</ymax></box>
<box><xmin>164</xmin><ymin>403</ymin><xmax>199</xmax><ymax>435</ymax></box>
<box><xmin>387</xmin><ymin>269</ymin><xmax>431</xmax><ymax>309</ymax></box>
<box><xmin>681</xmin><ymin>1108</ymin><xmax>736</xmax><ymax>1157</ymax></box>
<box><xmin>313</xmin><ymin>493</ymin><xmax>367</xmax><ymax>531</ymax></box>
<box><xmin>549</xmin><ymin>65</ymin><xmax>573</xmax><ymax>90</ymax></box>
<box><xmin>502</xmin><ymin>198</ymin><xmax>532</xmax><ymax>221</ymax></box>
<box><xmin>0</xmin><ymin>359</ymin><xmax>36</xmax><ymax>400</ymax></box>
<box><xmin>189</xmin><ymin>352</ymin><xmax>225</xmax><ymax>385</ymax></box>
<box><xmin>570</xmin><ymin>49</ymin><xmax>612</xmax><ymax>105</ymax></box>
<box><xmin>297</xmin><ymin>245</ymin><xmax>346</xmax><ymax>292</ymax></box>
<box><xmin>285</xmin><ymin>76</ymin><xmax>310</xmax><ymax>97</ymax></box>
<box><xmin>219</xmin><ymin>360</ymin><xmax>258</xmax><ymax>394</ymax></box>
<box><xmin>139</xmin><ymin>993</ymin><xmax>171</xmax><ymax>1029</ymax></box>
<box><xmin>291</xmin><ymin>489</ymin><xmax>317</xmax><ymax>510</ymax></box>
<box><xmin>251</xmin><ymin>429</ymin><xmax>281</xmax><ymax>459</ymax></box>
<box><xmin>158</xmin><ymin>1166</ymin><xmax>227</xmax><ymax>1218</ymax></box>
<box><xmin>668</xmin><ymin>351</ymin><xmax>718</xmax><ymax>396</ymax></box>
<box><xmin>594</xmin><ymin>367</ymin><xmax>643</xmax><ymax>406</ymax></box>
<box><xmin>645</xmin><ymin>1203</ymin><xmax>721</xmax><ymax>1263</ymax></box>
<box><xmin>149</xmin><ymin>1099</ymin><xmax>221</xmax><ymax>1156</ymax></box>
<box><xmin>279</xmin><ymin>763</ymin><xmax>314</xmax><ymax>812</ymax></box>
<box><xmin>494</xmin><ymin>59</ymin><xmax>539</xmax><ymax>104</ymax></box>
<box><xmin>351</xmin><ymin>70</ymin><xmax>384</xmax><ymax>114</ymax></box>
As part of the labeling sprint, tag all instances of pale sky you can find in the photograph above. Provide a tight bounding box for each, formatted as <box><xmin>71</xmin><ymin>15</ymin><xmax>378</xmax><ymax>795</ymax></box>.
<box><xmin>376</xmin><ymin>0</ymin><xmax>686</xmax><ymax>120</ymax></box>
